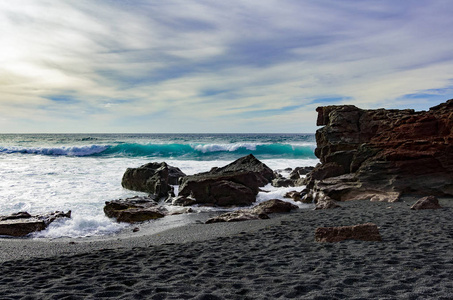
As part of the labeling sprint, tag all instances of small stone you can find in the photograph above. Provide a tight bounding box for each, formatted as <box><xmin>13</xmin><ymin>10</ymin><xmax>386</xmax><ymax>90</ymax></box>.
<box><xmin>410</xmin><ymin>196</ymin><xmax>442</xmax><ymax>210</ymax></box>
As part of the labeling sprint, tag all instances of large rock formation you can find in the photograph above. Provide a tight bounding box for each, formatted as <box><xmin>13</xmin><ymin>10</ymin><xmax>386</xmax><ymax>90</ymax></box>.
<box><xmin>178</xmin><ymin>154</ymin><xmax>275</xmax><ymax>206</ymax></box>
<box><xmin>121</xmin><ymin>162</ymin><xmax>186</xmax><ymax>198</ymax></box>
<box><xmin>0</xmin><ymin>211</ymin><xmax>71</xmax><ymax>237</ymax></box>
<box><xmin>304</xmin><ymin>99</ymin><xmax>453</xmax><ymax>202</ymax></box>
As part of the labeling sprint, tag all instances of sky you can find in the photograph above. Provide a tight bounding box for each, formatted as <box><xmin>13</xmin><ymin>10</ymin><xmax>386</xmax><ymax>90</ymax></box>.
<box><xmin>1</xmin><ymin>0</ymin><xmax>453</xmax><ymax>133</ymax></box>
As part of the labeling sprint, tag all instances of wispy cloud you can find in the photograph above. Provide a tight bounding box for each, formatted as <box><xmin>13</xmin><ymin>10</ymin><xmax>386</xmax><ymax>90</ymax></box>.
<box><xmin>0</xmin><ymin>0</ymin><xmax>453</xmax><ymax>132</ymax></box>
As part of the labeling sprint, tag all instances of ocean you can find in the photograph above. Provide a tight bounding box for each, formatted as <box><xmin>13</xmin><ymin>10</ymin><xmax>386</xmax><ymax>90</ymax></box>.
<box><xmin>0</xmin><ymin>133</ymin><xmax>318</xmax><ymax>238</ymax></box>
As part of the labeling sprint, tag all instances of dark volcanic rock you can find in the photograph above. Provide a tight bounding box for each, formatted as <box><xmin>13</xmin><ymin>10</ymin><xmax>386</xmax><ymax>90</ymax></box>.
<box><xmin>104</xmin><ymin>196</ymin><xmax>166</xmax><ymax>223</ymax></box>
<box><xmin>179</xmin><ymin>155</ymin><xmax>274</xmax><ymax>206</ymax></box>
<box><xmin>271</xmin><ymin>177</ymin><xmax>295</xmax><ymax>187</ymax></box>
<box><xmin>205</xmin><ymin>199</ymin><xmax>298</xmax><ymax>223</ymax></box>
<box><xmin>315</xmin><ymin>223</ymin><xmax>382</xmax><ymax>242</ymax></box>
<box><xmin>206</xmin><ymin>154</ymin><xmax>275</xmax><ymax>186</ymax></box>
<box><xmin>121</xmin><ymin>162</ymin><xmax>185</xmax><ymax>198</ymax></box>
<box><xmin>314</xmin><ymin>198</ymin><xmax>341</xmax><ymax>210</ymax></box>
<box><xmin>410</xmin><ymin>195</ymin><xmax>442</xmax><ymax>210</ymax></box>
<box><xmin>305</xmin><ymin>99</ymin><xmax>453</xmax><ymax>202</ymax></box>
<box><xmin>0</xmin><ymin>211</ymin><xmax>71</xmax><ymax>237</ymax></box>
<box><xmin>252</xmin><ymin>199</ymin><xmax>299</xmax><ymax>214</ymax></box>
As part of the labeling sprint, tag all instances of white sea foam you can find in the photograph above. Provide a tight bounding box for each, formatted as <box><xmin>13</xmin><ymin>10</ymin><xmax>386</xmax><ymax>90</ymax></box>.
<box><xmin>0</xmin><ymin>145</ymin><xmax>109</xmax><ymax>156</ymax></box>
<box><xmin>0</xmin><ymin>153</ymin><xmax>318</xmax><ymax>238</ymax></box>
<box><xmin>192</xmin><ymin>143</ymin><xmax>261</xmax><ymax>153</ymax></box>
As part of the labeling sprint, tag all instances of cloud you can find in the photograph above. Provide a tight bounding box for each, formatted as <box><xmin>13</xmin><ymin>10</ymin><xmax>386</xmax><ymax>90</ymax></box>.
<box><xmin>0</xmin><ymin>0</ymin><xmax>453</xmax><ymax>133</ymax></box>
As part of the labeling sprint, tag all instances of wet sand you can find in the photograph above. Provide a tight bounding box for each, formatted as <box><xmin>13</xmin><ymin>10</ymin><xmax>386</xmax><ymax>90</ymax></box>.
<box><xmin>0</xmin><ymin>198</ymin><xmax>452</xmax><ymax>299</ymax></box>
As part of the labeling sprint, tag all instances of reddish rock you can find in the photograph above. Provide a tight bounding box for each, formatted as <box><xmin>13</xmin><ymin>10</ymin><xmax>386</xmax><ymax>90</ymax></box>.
<box><xmin>410</xmin><ymin>195</ymin><xmax>442</xmax><ymax>210</ymax></box>
<box><xmin>315</xmin><ymin>223</ymin><xmax>382</xmax><ymax>242</ymax></box>
<box><xmin>305</xmin><ymin>99</ymin><xmax>453</xmax><ymax>202</ymax></box>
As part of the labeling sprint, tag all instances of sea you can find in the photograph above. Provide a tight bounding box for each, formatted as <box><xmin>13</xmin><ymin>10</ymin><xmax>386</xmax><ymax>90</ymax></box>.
<box><xmin>0</xmin><ymin>133</ymin><xmax>318</xmax><ymax>239</ymax></box>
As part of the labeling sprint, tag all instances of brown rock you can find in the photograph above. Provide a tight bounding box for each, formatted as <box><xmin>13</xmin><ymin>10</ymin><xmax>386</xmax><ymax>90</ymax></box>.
<box><xmin>410</xmin><ymin>195</ymin><xmax>442</xmax><ymax>210</ymax></box>
<box><xmin>205</xmin><ymin>199</ymin><xmax>298</xmax><ymax>223</ymax></box>
<box><xmin>0</xmin><ymin>211</ymin><xmax>71</xmax><ymax>237</ymax></box>
<box><xmin>305</xmin><ymin>99</ymin><xmax>453</xmax><ymax>202</ymax></box>
<box><xmin>205</xmin><ymin>211</ymin><xmax>269</xmax><ymax>224</ymax></box>
<box><xmin>314</xmin><ymin>198</ymin><xmax>340</xmax><ymax>210</ymax></box>
<box><xmin>104</xmin><ymin>196</ymin><xmax>166</xmax><ymax>223</ymax></box>
<box><xmin>252</xmin><ymin>199</ymin><xmax>298</xmax><ymax>214</ymax></box>
<box><xmin>315</xmin><ymin>223</ymin><xmax>382</xmax><ymax>242</ymax></box>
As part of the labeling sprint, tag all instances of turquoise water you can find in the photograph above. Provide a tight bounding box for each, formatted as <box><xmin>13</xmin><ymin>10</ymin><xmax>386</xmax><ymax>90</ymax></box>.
<box><xmin>0</xmin><ymin>133</ymin><xmax>316</xmax><ymax>160</ymax></box>
<box><xmin>0</xmin><ymin>133</ymin><xmax>317</xmax><ymax>238</ymax></box>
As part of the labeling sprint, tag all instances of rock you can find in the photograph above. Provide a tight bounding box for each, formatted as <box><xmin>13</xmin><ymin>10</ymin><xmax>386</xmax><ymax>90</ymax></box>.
<box><xmin>179</xmin><ymin>155</ymin><xmax>274</xmax><ymax>206</ymax></box>
<box><xmin>305</xmin><ymin>99</ymin><xmax>453</xmax><ymax>202</ymax></box>
<box><xmin>314</xmin><ymin>198</ymin><xmax>341</xmax><ymax>210</ymax></box>
<box><xmin>284</xmin><ymin>190</ymin><xmax>303</xmax><ymax>202</ymax></box>
<box><xmin>205</xmin><ymin>199</ymin><xmax>298</xmax><ymax>223</ymax></box>
<box><xmin>290</xmin><ymin>166</ymin><xmax>315</xmax><ymax>177</ymax></box>
<box><xmin>252</xmin><ymin>199</ymin><xmax>298</xmax><ymax>214</ymax></box>
<box><xmin>170</xmin><ymin>195</ymin><xmax>197</xmax><ymax>206</ymax></box>
<box><xmin>271</xmin><ymin>178</ymin><xmax>295</xmax><ymax>187</ymax></box>
<box><xmin>410</xmin><ymin>195</ymin><xmax>442</xmax><ymax>210</ymax></box>
<box><xmin>205</xmin><ymin>211</ymin><xmax>269</xmax><ymax>224</ymax></box>
<box><xmin>0</xmin><ymin>211</ymin><xmax>71</xmax><ymax>237</ymax></box>
<box><xmin>204</xmin><ymin>154</ymin><xmax>275</xmax><ymax>186</ymax></box>
<box><xmin>104</xmin><ymin>196</ymin><xmax>166</xmax><ymax>223</ymax></box>
<box><xmin>121</xmin><ymin>162</ymin><xmax>185</xmax><ymax>198</ymax></box>
<box><xmin>315</xmin><ymin>223</ymin><xmax>382</xmax><ymax>242</ymax></box>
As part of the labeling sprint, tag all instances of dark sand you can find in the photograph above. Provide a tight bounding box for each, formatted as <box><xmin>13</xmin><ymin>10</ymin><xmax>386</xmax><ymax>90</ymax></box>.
<box><xmin>0</xmin><ymin>198</ymin><xmax>452</xmax><ymax>299</ymax></box>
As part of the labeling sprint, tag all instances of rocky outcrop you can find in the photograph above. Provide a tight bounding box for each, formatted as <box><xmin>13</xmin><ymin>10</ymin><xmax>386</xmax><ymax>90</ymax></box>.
<box><xmin>178</xmin><ymin>154</ymin><xmax>275</xmax><ymax>207</ymax></box>
<box><xmin>0</xmin><ymin>211</ymin><xmax>71</xmax><ymax>237</ymax></box>
<box><xmin>121</xmin><ymin>162</ymin><xmax>186</xmax><ymax>198</ymax></box>
<box><xmin>205</xmin><ymin>199</ymin><xmax>298</xmax><ymax>223</ymax></box>
<box><xmin>315</xmin><ymin>223</ymin><xmax>382</xmax><ymax>242</ymax></box>
<box><xmin>304</xmin><ymin>99</ymin><xmax>453</xmax><ymax>202</ymax></box>
<box><xmin>104</xmin><ymin>196</ymin><xmax>166</xmax><ymax>223</ymax></box>
<box><xmin>410</xmin><ymin>195</ymin><xmax>442</xmax><ymax>210</ymax></box>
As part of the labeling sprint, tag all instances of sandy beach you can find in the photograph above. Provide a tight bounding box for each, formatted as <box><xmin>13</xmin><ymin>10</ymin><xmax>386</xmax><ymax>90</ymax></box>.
<box><xmin>0</xmin><ymin>198</ymin><xmax>452</xmax><ymax>300</ymax></box>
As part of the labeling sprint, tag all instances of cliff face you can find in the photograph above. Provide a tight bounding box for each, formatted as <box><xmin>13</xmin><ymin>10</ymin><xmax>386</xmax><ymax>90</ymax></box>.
<box><xmin>304</xmin><ymin>99</ymin><xmax>453</xmax><ymax>202</ymax></box>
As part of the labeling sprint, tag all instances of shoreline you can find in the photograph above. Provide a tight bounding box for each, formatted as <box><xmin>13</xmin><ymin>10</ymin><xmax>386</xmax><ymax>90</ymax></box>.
<box><xmin>0</xmin><ymin>197</ymin><xmax>452</xmax><ymax>299</ymax></box>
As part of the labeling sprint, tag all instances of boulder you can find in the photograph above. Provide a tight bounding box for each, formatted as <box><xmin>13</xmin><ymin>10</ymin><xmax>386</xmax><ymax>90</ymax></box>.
<box><xmin>315</xmin><ymin>223</ymin><xmax>382</xmax><ymax>242</ymax></box>
<box><xmin>0</xmin><ymin>211</ymin><xmax>71</xmax><ymax>237</ymax></box>
<box><xmin>121</xmin><ymin>162</ymin><xmax>185</xmax><ymax>198</ymax></box>
<box><xmin>104</xmin><ymin>196</ymin><xmax>166</xmax><ymax>223</ymax></box>
<box><xmin>410</xmin><ymin>195</ymin><xmax>442</xmax><ymax>210</ymax></box>
<box><xmin>179</xmin><ymin>155</ymin><xmax>274</xmax><ymax>206</ymax></box>
<box><xmin>252</xmin><ymin>199</ymin><xmax>299</xmax><ymax>214</ymax></box>
<box><xmin>314</xmin><ymin>198</ymin><xmax>341</xmax><ymax>210</ymax></box>
<box><xmin>205</xmin><ymin>199</ymin><xmax>298</xmax><ymax>223</ymax></box>
<box><xmin>305</xmin><ymin>99</ymin><xmax>453</xmax><ymax>202</ymax></box>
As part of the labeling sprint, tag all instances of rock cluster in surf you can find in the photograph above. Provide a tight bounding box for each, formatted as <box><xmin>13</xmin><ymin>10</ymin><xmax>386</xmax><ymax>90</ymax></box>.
<box><xmin>0</xmin><ymin>211</ymin><xmax>71</xmax><ymax>237</ymax></box>
<box><xmin>304</xmin><ymin>99</ymin><xmax>453</xmax><ymax>203</ymax></box>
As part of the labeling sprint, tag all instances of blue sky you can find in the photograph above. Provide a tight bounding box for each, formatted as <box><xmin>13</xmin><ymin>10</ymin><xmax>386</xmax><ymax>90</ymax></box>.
<box><xmin>1</xmin><ymin>0</ymin><xmax>453</xmax><ymax>133</ymax></box>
